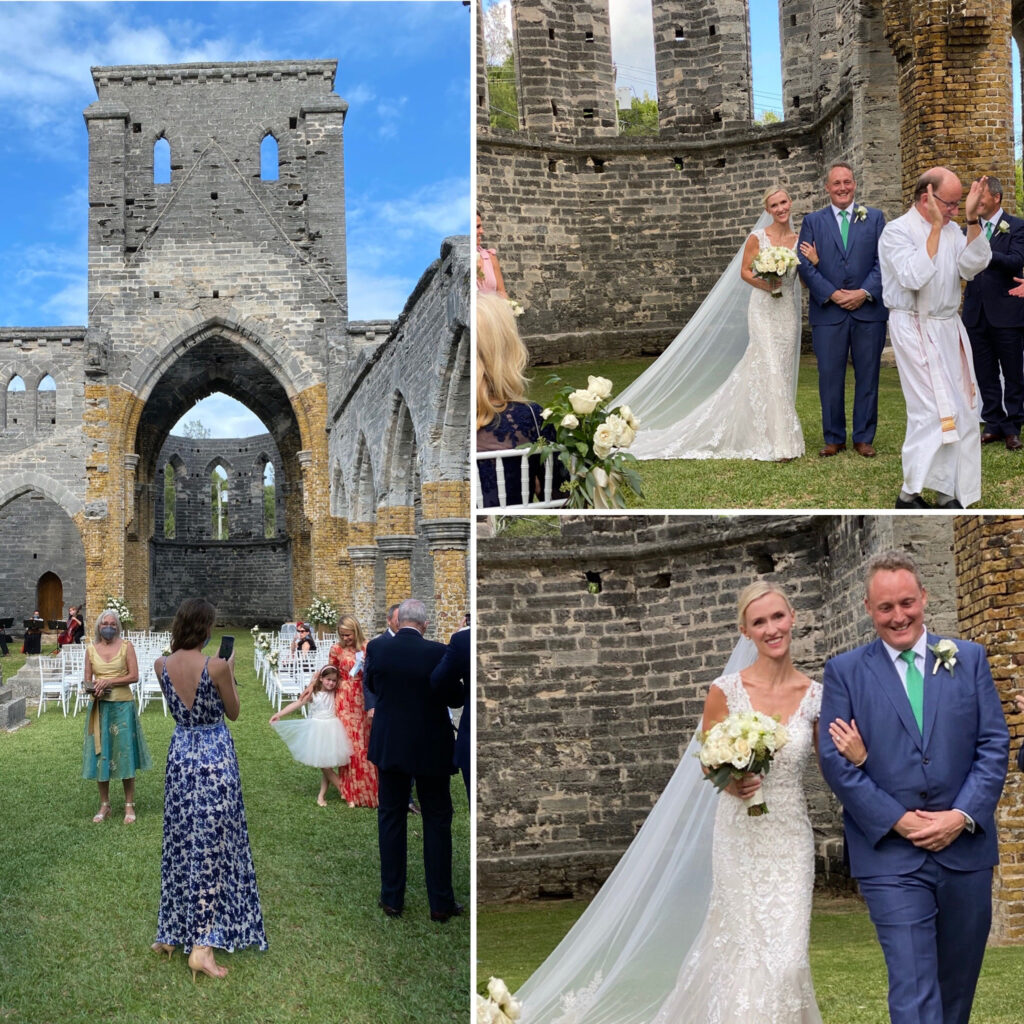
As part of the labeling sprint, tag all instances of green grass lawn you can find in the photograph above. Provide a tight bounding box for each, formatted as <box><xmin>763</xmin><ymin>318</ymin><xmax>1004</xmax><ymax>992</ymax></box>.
<box><xmin>477</xmin><ymin>895</ymin><xmax>1024</xmax><ymax>1024</ymax></box>
<box><xmin>0</xmin><ymin>631</ymin><xmax>469</xmax><ymax>1024</ymax></box>
<box><xmin>528</xmin><ymin>356</ymin><xmax>1024</xmax><ymax>510</ymax></box>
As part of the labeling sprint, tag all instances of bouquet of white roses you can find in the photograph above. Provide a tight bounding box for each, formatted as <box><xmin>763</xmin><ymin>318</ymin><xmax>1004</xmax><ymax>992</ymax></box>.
<box><xmin>476</xmin><ymin>977</ymin><xmax>521</xmax><ymax>1023</ymax></box>
<box><xmin>527</xmin><ymin>374</ymin><xmax>644</xmax><ymax>508</ymax></box>
<box><xmin>751</xmin><ymin>245</ymin><xmax>799</xmax><ymax>298</ymax></box>
<box><xmin>699</xmin><ymin>710</ymin><xmax>789</xmax><ymax>816</ymax></box>
<box><xmin>103</xmin><ymin>595</ymin><xmax>134</xmax><ymax>629</ymax></box>
<box><xmin>304</xmin><ymin>596</ymin><xmax>338</xmax><ymax>629</ymax></box>
<box><xmin>255</xmin><ymin>632</ymin><xmax>272</xmax><ymax>653</ymax></box>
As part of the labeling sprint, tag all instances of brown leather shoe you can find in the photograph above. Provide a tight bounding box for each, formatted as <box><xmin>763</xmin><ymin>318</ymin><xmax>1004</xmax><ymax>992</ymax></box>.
<box><xmin>819</xmin><ymin>442</ymin><xmax>846</xmax><ymax>457</ymax></box>
<box><xmin>853</xmin><ymin>442</ymin><xmax>877</xmax><ymax>458</ymax></box>
<box><xmin>980</xmin><ymin>432</ymin><xmax>1002</xmax><ymax>444</ymax></box>
<box><xmin>1006</xmin><ymin>434</ymin><xmax>1022</xmax><ymax>451</ymax></box>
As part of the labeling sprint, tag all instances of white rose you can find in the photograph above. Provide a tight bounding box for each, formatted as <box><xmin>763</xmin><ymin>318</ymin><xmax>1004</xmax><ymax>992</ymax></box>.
<box><xmin>587</xmin><ymin>375</ymin><xmax>613</xmax><ymax>399</ymax></box>
<box><xmin>618</xmin><ymin>405</ymin><xmax>640</xmax><ymax>429</ymax></box>
<box><xmin>504</xmin><ymin>996</ymin><xmax>522</xmax><ymax>1021</ymax></box>
<box><xmin>604</xmin><ymin>413</ymin><xmax>627</xmax><ymax>444</ymax></box>
<box><xmin>560</xmin><ymin>413</ymin><xmax>579</xmax><ymax>429</ymax></box>
<box><xmin>592</xmin><ymin>422</ymin><xmax>615</xmax><ymax>458</ymax></box>
<box><xmin>487</xmin><ymin>978</ymin><xmax>512</xmax><ymax>1008</ymax></box>
<box><xmin>541</xmin><ymin>407</ymin><xmax>553</xmax><ymax>420</ymax></box>
<box><xmin>568</xmin><ymin>389</ymin><xmax>601</xmax><ymax>415</ymax></box>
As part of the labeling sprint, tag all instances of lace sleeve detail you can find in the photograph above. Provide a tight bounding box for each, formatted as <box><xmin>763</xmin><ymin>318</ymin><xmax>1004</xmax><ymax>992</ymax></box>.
<box><xmin>806</xmin><ymin>680</ymin><xmax>823</xmax><ymax>721</ymax></box>
<box><xmin>709</xmin><ymin>672</ymin><xmax>747</xmax><ymax>713</ymax></box>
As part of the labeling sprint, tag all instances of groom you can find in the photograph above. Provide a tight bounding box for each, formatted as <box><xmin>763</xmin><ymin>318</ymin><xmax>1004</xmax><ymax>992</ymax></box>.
<box><xmin>797</xmin><ymin>162</ymin><xmax>888</xmax><ymax>457</ymax></box>
<box><xmin>819</xmin><ymin>550</ymin><xmax>1008</xmax><ymax>1024</ymax></box>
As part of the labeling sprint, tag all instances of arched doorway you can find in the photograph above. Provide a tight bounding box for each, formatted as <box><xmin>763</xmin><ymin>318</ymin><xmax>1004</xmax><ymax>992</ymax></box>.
<box><xmin>37</xmin><ymin>571</ymin><xmax>62</xmax><ymax>623</ymax></box>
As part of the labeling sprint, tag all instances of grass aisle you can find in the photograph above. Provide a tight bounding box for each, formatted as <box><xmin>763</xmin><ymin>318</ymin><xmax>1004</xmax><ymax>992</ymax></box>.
<box><xmin>0</xmin><ymin>632</ymin><xmax>469</xmax><ymax>1024</ymax></box>
<box><xmin>477</xmin><ymin>895</ymin><xmax>1024</xmax><ymax>1024</ymax></box>
<box><xmin>529</xmin><ymin>357</ymin><xmax>1024</xmax><ymax>509</ymax></box>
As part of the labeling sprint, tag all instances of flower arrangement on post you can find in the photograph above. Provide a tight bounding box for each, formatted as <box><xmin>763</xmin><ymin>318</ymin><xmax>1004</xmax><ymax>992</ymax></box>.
<box><xmin>103</xmin><ymin>595</ymin><xmax>134</xmax><ymax>629</ymax></box>
<box><xmin>751</xmin><ymin>245</ymin><xmax>799</xmax><ymax>297</ymax></box>
<box><xmin>527</xmin><ymin>374</ymin><xmax>644</xmax><ymax>508</ymax></box>
<box><xmin>304</xmin><ymin>596</ymin><xmax>338</xmax><ymax>631</ymax></box>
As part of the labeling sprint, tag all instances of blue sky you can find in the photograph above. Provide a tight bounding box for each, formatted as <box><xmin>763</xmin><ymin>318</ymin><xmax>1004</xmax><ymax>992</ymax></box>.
<box><xmin>0</xmin><ymin>1</ymin><xmax>470</xmax><ymax>436</ymax></box>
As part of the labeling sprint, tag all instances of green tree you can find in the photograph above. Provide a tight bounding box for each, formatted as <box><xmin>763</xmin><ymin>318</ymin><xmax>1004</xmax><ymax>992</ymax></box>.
<box><xmin>163</xmin><ymin>463</ymin><xmax>176</xmax><ymax>539</ymax></box>
<box><xmin>617</xmin><ymin>93</ymin><xmax>658</xmax><ymax>136</ymax></box>
<box><xmin>263</xmin><ymin>484</ymin><xmax>276</xmax><ymax>537</ymax></box>
<box><xmin>181</xmin><ymin>418</ymin><xmax>211</xmax><ymax>439</ymax></box>
<box><xmin>758</xmin><ymin>110</ymin><xmax>782</xmax><ymax>125</ymax></box>
<box><xmin>488</xmin><ymin>54</ymin><xmax>518</xmax><ymax>132</ymax></box>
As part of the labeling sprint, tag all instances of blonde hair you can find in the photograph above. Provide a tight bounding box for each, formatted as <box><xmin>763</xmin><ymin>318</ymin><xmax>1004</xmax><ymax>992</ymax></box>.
<box><xmin>736</xmin><ymin>581</ymin><xmax>794</xmax><ymax>629</ymax></box>
<box><xmin>762</xmin><ymin>185</ymin><xmax>790</xmax><ymax>209</ymax></box>
<box><xmin>477</xmin><ymin>292</ymin><xmax>530</xmax><ymax>429</ymax></box>
<box><xmin>337</xmin><ymin>614</ymin><xmax>366</xmax><ymax>650</ymax></box>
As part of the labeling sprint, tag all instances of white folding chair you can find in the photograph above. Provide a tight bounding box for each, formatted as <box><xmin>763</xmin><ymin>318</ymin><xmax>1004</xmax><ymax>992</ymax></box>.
<box><xmin>38</xmin><ymin>656</ymin><xmax>69</xmax><ymax>716</ymax></box>
<box><xmin>62</xmin><ymin>645</ymin><xmax>88</xmax><ymax>716</ymax></box>
<box><xmin>136</xmin><ymin>647</ymin><xmax>168</xmax><ymax>715</ymax></box>
<box><xmin>475</xmin><ymin>449</ymin><xmax>566</xmax><ymax>509</ymax></box>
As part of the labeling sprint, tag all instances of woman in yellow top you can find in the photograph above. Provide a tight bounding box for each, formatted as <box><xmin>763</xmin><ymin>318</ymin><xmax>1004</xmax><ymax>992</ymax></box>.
<box><xmin>82</xmin><ymin>608</ymin><xmax>152</xmax><ymax>823</ymax></box>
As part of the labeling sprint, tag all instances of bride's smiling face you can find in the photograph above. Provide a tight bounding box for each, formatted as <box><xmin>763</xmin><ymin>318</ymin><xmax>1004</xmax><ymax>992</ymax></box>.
<box><xmin>765</xmin><ymin>191</ymin><xmax>792</xmax><ymax>224</ymax></box>
<box><xmin>740</xmin><ymin>592</ymin><xmax>795</xmax><ymax>659</ymax></box>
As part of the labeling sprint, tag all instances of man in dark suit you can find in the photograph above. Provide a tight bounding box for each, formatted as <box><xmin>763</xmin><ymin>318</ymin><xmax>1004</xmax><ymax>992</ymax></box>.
<box><xmin>365</xmin><ymin>598</ymin><xmax>461</xmax><ymax>921</ymax></box>
<box><xmin>961</xmin><ymin>175</ymin><xmax>1024</xmax><ymax>451</ymax></box>
<box><xmin>431</xmin><ymin>615</ymin><xmax>470</xmax><ymax>803</ymax></box>
<box><xmin>797</xmin><ymin>162</ymin><xmax>889</xmax><ymax>457</ymax></box>
<box><xmin>819</xmin><ymin>550</ymin><xmax>1008</xmax><ymax>1024</ymax></box>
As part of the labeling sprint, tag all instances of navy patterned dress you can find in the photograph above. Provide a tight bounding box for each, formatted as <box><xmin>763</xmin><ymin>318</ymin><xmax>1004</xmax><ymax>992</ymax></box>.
<box><xmin>477</xmin><ymin>401</ymin><xmax>563</xmax><ymax>507</ymax></box>
<box><xmin>154</xmin><ymin>658</ymin><xmax>267</xmax><ymax>954</ymax></box>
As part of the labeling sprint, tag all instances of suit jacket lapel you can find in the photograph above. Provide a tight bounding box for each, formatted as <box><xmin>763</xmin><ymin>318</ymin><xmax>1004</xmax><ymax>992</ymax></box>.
<box><xmin>865</xmin><ymin>638</ymin><xmax>924</xmax><ymax>751</ymax></box>
<box><xmin>822</xmin><ymin>206</ymin><xmax>845</xmax><ymax>256</ymax></box>
<box><xmin>921</xmin><ymin>632</ymin><xmax>944</xmax><ymax>749</ymax></box>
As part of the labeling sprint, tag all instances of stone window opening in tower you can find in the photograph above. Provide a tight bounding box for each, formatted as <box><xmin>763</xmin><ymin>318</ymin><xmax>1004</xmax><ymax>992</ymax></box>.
<box><xmin>37</xmin><ymin>374</ymin><xmax>56</xmax><ymax>429</ymax></box>
<box><xmin>164</xmin><ymin>463</ymin><xmax>176</xmax><ymax>539</ymax></box>
<box><xmin>263</xmin><ymin>460</ymin><xmax>276</xmax><ymax>538</ymax></box>
<box><xmin>153</xmin><ymin>137</ymin><xmax>170</xmax><ymax>185</ymax></box>
<box><xmin>211</xmin><ymin>464</ymin><xmax>230</xmax><ymax>539</ymax></box>
<box><xmin>260</xmin><ymin>133</ymin><xmax>279</xmax><ymax>182</ymax></box>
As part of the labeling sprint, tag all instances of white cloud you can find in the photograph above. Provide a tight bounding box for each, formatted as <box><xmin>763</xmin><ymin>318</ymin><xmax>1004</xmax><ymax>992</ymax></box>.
<box><xmin>42</xmin><ymin>280</ymin><xmax>88</xmax><ymax>326</ymax></box>
<box><xmin>343</xmin><ymin>82</ymin><xmax>376</xmax><ymax>106</ymax></box>
<box><xmin>608</xmin><ymin>0</ymin><xmax>657</xmax><ymax>100</ymax></box>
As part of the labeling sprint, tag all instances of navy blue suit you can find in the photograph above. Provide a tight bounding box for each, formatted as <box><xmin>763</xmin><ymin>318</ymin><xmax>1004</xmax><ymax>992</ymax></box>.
<box><xmin>797</xmin><ymin>205</ymin><xmax>888</xmax><ymax>445</ymax></box>
<box><xmin>961</xmin><ymin>211</ymin><xmax>1024</xmax><ymax>438</ymax></box>
<box><xmin>364</xmin><ymin>626</ymin><xmax>457</xmax><ymax>915</ymax></box>
<box><xmin>819</xmin><ymin>634</ymin><xmax>1008</xmax><ymax>1024</ymax></box>
<box><xmin>430</xmin><ymin>626</ymin><xmax>470</xmax><ymax>801</ymax></box>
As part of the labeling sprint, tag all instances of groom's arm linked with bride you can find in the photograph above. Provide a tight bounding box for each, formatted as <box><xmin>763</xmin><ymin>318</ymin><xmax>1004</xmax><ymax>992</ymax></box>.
<box><xmin>817</xmin><ymin>556</ymin><xmax>1009</xmax><ymax>1024</ymax></box>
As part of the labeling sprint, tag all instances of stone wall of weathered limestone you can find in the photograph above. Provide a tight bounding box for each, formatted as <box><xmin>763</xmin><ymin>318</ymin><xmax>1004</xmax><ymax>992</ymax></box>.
<box><xmin>477</xmin><ymin>514</ymin><xmax>958</xmax><ymax>902</ymax></box>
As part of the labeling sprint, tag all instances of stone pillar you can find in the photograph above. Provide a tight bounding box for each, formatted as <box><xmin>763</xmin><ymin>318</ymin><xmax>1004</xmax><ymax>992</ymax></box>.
<box><xmin>123</xmin><ymin>453</ymin><xmax>139</xmax><ymax>529</ymax></box>
<box><xmin>347</xmin><ymin>544</ymin><xmax>379</xmax><ymax>637</ymax></box>
<box><xmin>421</xmin><ymin>518</ymin><xmax>471</xmax><ymax>640</ymax></box>
<box><xmin>884</xmin><ymin>0</ymin><xmax>1014</xmax><ymax>207</ymax></box>
<box><xmin>953</xmin><ymin>515</ymin><xmax>1024</xmax><ymax>943</ymax></box>
<box><xmin>375</xmin><ymin>534</ymin><xmax>417</xmax><ymax>609</ymax></box>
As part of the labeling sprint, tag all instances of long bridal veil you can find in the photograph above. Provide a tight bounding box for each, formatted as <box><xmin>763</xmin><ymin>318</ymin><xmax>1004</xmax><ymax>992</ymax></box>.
<box><xmin>515</xmin><ymin>637</ymin><xmax>759</xmax><ymax>1024</ymax></box>
<box><xmin>614</xmin><ymin>211</ymin><xmax>801</xmax><ymax>445</ymax></box>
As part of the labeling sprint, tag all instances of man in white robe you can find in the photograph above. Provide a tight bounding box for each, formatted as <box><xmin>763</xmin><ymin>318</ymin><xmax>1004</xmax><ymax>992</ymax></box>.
<box><xmin>879</xmin><ymin>168</ymin><xmax>991</xmax><ymax>508</ymax></box>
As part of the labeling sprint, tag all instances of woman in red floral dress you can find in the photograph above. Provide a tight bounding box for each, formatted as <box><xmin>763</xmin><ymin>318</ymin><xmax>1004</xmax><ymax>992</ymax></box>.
<box><xmin>328</xmin><ymin>616</ymin><xmax>377</xmax><ymax>807</ymax></box>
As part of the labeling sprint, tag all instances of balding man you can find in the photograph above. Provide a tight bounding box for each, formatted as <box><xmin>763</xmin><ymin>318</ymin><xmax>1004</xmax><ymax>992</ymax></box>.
<box><xmin>879</xmin><ymin>168</ymin><xmax>991</xmax><ymax>508</ymax></box>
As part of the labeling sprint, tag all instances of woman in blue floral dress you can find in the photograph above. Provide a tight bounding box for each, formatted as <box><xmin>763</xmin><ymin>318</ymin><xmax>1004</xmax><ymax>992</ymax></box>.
<box><xmin>151</xmin><ymin>598</ymin><xmax>267</xmax><ymax>981</ymax></box>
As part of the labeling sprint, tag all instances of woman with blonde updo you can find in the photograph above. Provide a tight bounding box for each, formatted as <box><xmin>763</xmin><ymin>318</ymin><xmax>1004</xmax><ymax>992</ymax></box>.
<box><xmin>617</xmin><ymin>185</ymin><xmax>807</xmax><ymax>462</ymax></box>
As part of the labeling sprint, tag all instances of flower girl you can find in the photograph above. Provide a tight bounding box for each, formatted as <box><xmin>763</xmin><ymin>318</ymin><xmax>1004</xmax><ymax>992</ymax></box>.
<box><xmin>270</xmin><ymin>666</ymin><xmax>353</xmax><ymax>806</ymax></box>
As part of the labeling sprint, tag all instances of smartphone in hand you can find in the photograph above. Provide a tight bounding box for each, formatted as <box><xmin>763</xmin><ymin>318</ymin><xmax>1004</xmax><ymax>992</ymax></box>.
<box><xmin>217</xmin><ymin>635</ymin><xmax>235</xmax><ymax>660</ymax></box>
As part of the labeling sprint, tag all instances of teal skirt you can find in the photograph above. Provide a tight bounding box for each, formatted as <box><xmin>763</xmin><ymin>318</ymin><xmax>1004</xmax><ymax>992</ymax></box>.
<box><xmin>81</xmin><ymin>700</ymin><xmax>153</xmax><ymax>781</ymax></box>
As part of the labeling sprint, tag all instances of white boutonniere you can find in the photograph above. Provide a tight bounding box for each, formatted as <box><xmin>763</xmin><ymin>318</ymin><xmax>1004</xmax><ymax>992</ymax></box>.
<box><xmin>997</xmin><ymin>220</ymin><xmax>1010</xmax><ymax>234</ymax></box>
<box><xmin>928</xmin><ymin>638</ymin><xmax>958</xmax><ymax>676</ymax></box>
<box><xmin>853</xmin><ymin>204</ymin><xmax>868</xmax><ymax>222</ymax></box>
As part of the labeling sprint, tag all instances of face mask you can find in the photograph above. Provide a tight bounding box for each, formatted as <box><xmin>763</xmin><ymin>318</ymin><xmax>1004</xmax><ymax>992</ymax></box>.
<box><xmin>99</xmin><ymin>625</ymin><xmax>117</xmax><ymax>641</ymax></box>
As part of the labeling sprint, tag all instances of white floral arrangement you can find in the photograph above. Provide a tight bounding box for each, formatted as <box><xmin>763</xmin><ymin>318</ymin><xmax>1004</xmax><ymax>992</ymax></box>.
<box><xmin>476</xmin><ymin>978</ymin><xmax>521</xmax><ymax>1023</ymax></box>
<box><xmin>853</xmin><ymin>204</ymin><xmax>868</xmax><ymax>222</ymax></box>
<box><xmin>699</xmin><ymin>710</ymin><xmax>790</xmax><ymax>816</ymax></box>
<box><xmin>752</xmin><ymin>245</ymin><xmax>799</xmax><ymax>297</ymax></box>
<box><xmin>103</xmin><ymin>595</ymin><xmax>134</xmax><ymax>629</ymax></box>
<box><xmin>528</xmin><ymin>374</ymin><xmax>644</xmax><ymax>509</ymax></box>
<box><xmin>255</xmin><ymin>632</ymin><xmax>272</xmax><ymax>653</ymax></box>
<box><xmin>250</xmin><ymin>624</ymin><xmax>260</xmax><ymax>637</ymax></box>
<box><xmin>507</xmin><ymin>297</ymin><xmax>525</xmax><ymax>317</ymax></box>
<box><xmin>162</xmin><ymin>646</ymin><xmax>172</xmax><ymax>657</ymax></box>
<box><xmin>928</xmin><ymin>638</ymin><xmax>958</xmax><ymax>676</ymax></box>
<box><xmin>304</xmin><ymin>596</ymin><xmax>338</xmax><ymax>629</ymax></box>
<box><xmin>267</xmin><ymin>650</ymin><xmax>280</xmax><ymax>670</ymax></box>
<box><xmin>997</xmin><ymin>220</ymin><xmax>1010</xmax><ymax>234</ymax></box>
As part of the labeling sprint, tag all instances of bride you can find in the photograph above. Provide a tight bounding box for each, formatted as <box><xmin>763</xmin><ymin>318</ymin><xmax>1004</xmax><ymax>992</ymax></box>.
<box><xmin>511</xmin><ymin>581</ymin><xmax>866</xmax><ymax>1024</ymax></box>
<box><xmin>618</xmin><ymin>187</ymin><xmax>806</xmax><ymax>462</ymax></box>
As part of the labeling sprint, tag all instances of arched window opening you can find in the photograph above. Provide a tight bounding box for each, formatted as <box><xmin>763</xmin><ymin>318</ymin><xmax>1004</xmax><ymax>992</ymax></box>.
<box><xmin>38</xmin><ymin>374</ymin><xmax>56</xmax><ymax>391</ymax></box>
<box><xmin>263</xmin><ymin>461</ymin><xmax>276</xmax><ymax>537</ymax></box>
<box><xmin>36</xmin><ymin>374</ymin><xmax>56</xmax><ymax>429</ymax></box>
<box><xmin>211</xmin><ymin>465</ymin><xmax>229</xmax><ymax>539</ymax></box>
<box><xmin>6</xmin><ymin>375</ymin><xmax>26</xmax><ymax>429</ymax></box>
<box><xmin>260</xmin><ymin>133</ymin><xmax>279</xmax><ymax>181</ymax></box>
<box><xmin>7</xmin><ymin>375</ymin><xmax>25</xmax><ymax>392</ymax></box>
<box><xmin>154</xmin><ymin>137</ymin><xmax>171</xmax><ymax>184</ymax></box>
<box><xmin>164</xmin><ymin>463</ymin><xmax>177</xmax><ymax>539</ymax></box>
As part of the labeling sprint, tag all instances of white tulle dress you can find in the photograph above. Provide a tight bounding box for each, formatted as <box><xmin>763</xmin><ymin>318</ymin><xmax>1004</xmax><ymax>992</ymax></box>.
<box><xmin>271</xmin><ymin>689</ymin><xmax>352</xmax><ymax>768</ymax></box>
<box><xmin>651</xmin><ymin>672</ymin><xmax>823</xmax><ymax>1024</ymax></box>
<box><xmin>626</xmin><ymin>228</ymin><xmax>805</xmax><ymax>462</ymax></box>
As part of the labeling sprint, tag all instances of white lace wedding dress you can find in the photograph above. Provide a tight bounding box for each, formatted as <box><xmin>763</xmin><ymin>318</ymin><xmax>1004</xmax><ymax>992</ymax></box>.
<box><xmin>625</xmin><ymin>228</ymin><xmax>805</xmax><ymax>461</ymax></box>
<box><xmin>651</xmin><ymin>672</ymin><xmax>823</xmax><ymax>1024</ymax></box>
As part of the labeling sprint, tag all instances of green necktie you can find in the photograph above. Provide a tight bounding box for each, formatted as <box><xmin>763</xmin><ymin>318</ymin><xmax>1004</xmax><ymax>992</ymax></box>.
<box><xmin>839</xmin><ymin>209</ymin><xmax>849</xmax><ymax>248</ymax></box>
<box><xmin>900</xmin><ymin>649</ymin><xmax>924</xmax><ymax>733</ymax></box>
<box><xmin>985</xmin><ymin>221</ymin><xmax>993</xmax><ymax>240</ymax></box>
